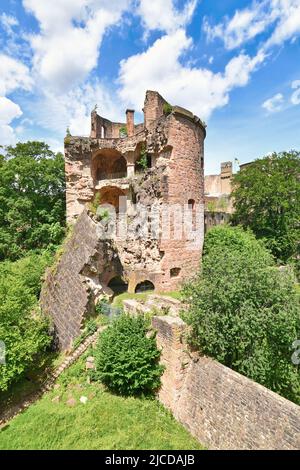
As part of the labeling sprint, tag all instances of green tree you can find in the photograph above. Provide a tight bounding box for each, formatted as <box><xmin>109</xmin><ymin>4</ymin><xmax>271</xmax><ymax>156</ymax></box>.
<box><xmin>231</xmin><ymin>151</ymin><xmax>300</xmax><ymax>265</ymax></box>
<box><xmin>94</xmin><ymin>315</ymin><xmax>164</xmax><ymax>396</ymax></box>
<box><xmin>0</xmin><ymin>252</ymin><xmax>52</xmax><ymax>391</ymax></box>
<box><xmin>0</xmin><ymin>141</ymin><xmax>66</xmax><ymax>260</ymax></box>
<box><xmin>182</xmin><ymin>226</ymin><xmax>300</xmax><ymax>404</ymax></box>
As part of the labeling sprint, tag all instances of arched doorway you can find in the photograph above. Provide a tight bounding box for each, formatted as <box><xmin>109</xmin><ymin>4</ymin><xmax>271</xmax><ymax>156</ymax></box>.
<box><xmin>92</xmin><ymin>149</ymin><xmax>127</xmax><ymax>181</ymax></box>
<box><xmin>108</xmin><ymin>276</ymin><xmax>128</xmax><ymax>295</ymax></box>
<box><xmin>135</xmin><ymin>280</ymin><xmax>155</xmax><ymax>293</ymax></box>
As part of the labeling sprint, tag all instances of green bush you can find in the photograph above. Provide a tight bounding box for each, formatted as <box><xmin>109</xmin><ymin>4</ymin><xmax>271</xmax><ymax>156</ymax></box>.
<box><xmin>163</xmin><ymin>103</ymin><xmax>173</xmax><ymax>115</ymax></box>
<box><xmin>182</xmin><ymin>226</ymin><xmax>300</xmax><ymax>404</ymax></box>
<box><xmin>94</xmin><ymin>315</ymin><xmax>164</xmax><ymax>396</ymax></box>
<box><xmin>0</xmin><ymin>252</ymin><xmax>53</xmax><ymax>391</ymax></box>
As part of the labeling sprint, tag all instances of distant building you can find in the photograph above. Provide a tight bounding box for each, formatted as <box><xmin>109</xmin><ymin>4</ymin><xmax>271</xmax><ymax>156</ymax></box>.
<box><xmin>204</xmin><ymin>161</ymin><xmax>233</xmax><ymax>214</ymax></box>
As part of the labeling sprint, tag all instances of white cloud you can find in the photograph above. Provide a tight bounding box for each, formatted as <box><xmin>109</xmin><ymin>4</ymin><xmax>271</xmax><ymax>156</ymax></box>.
<box><xmin>204</xmin><ymin>0</ymin><xmax>300</xmax><ymax>51</ymax></box>
<box><xmin>137</xmin><ymin>0</ymin><xmax>197</xmax><ymax>34</ymax></box>
<box><xmin>265</xmin><ymin>0</ymin><xmax>300</xmax><ymax>48</ymax></box>
<box><xmin>31</xmin><ymin>80</ymin><xmax>123</xmax><ymax>137</ymax></box>
<box><xmin>118</xmin><ymin>29</ymin><xmax>265</xmax><ymax>119</ymax></box>
<box><xmin>23</xmin><ymin>0</ymin><xmax>131</xmax><ymax>94</ymax></box>
<box><xmin>0</xmin><ymin>97</ymin><xmax>22</xmax><ymax>124</ymax></box>
<box><xmin>262</xmin><ymin>93</ymin><xmax>284</xmax><ymax>112</ymax></box>
<box><xmin>0</xmin><ymin>97</ymin><xmax>23</xmax><ymax>145</ymax></box>
<box><xmin>291</xmin><ymin>79</ymin><xmax>300</xmax><ymax>105</ymax></box>
<box><xmin>0</xmin><ymin>55</ymin><xmax>31</xmax><ymax>145</ymax></box>
<box><xmin>0</xmin><ymin>54</ymin><xmax>33</xmax><ymax>95</ymax></box>
<box><xmin>204</xmin><ymin>2</ymin><xmax>270</xmax><ymax>50</ymax></box>
<box><xmin>0</xmin><ymin>13</ymin><xmax>19</xmax><ymax>36</ymax></box>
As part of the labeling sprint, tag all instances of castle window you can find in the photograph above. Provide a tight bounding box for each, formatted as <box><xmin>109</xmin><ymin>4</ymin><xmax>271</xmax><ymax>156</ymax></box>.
<box><xmin>188</xmin><ymin>199</ymin><xmax>195</xmax><ymax>209</ymax></box>
<box><xmin>170</xmin><ymin>267</ymin><xmax>181</xmax><ymax>278</ymax></box>
<box><xmin>101</xmin><ymin>126</ymin><xmax>105</xmax><ymax>138</ymax></box>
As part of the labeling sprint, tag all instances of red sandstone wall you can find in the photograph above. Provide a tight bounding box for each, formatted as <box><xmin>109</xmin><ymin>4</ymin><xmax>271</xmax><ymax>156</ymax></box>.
<box><xmin>152</xmin><ymin>316</ymin><xmax>300</xmax><ymax>450</ymax></box>
<box><xmin>158</xmin><ymin>111</ymin><xmax>205</xmax><ymax>291</ymax></box>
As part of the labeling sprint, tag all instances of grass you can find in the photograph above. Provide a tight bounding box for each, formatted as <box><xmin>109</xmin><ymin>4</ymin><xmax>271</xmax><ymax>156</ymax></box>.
<box><xmin>0</xmin><ymin>351</ymin><xmax>203</xmax><ymax>450</ymax></box>
<box><xmin>0</xmin><ymin>351</ymin><xmax>65</xmax><ymax>418</ymax></box>
<box><xmin>112</xmin><ymin>290</ymin><xmax>182</xmax><ymax>308</ymax></box>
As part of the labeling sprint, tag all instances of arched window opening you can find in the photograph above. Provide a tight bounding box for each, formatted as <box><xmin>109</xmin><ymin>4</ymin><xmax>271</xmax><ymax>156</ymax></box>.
<box><xmin>97</xmin><ymin>186</ymin><xmax>126</xmax><ymax>213</ymax></box>
<box><xmin>170</xmin><ymin>267</ymin><xmax>181</xmax><ymax>278</ymax></box>
<box><xmin>108</xmin><ymin>276</ymin><xmax>128</xmax><ymax>295</ymax></box>
<box><xmin>101</xmin><ymin>126</ymin><xmax>105</xmax><ymax>138</ymax></box>
<box><xmin>135</xmin><ymin>280</ymin><xmax>155</xmax><ymax>293</ymax></box>
<box><xmin>92</xmin><ymin>149</ymin><xmax>127</xmax><ymax>181</ymax></box>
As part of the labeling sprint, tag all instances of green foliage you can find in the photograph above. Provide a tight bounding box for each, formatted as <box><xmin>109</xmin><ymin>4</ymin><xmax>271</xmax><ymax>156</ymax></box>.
<box><xmin>206</xmin><ymin>200</ymin><xmax>217</xmax><ymax>212</ymax></box>
<box><xmin>88</xmin><ymin>193</ymin><xmax>110</xmax><ymax>222</ymax></box>
<box><xmin>88</xmin><ymin>193</ymin><xmax>101</xmax><ymax>215</ymax></box>
<box><xmin>0</xmin><ymin>141</ymin><xmax>66</xmax><ymax>261</ymax></box>
<box><xmin>94</xmin><ymin>315</ymin><xmax>164</xmax><ymax>396</ymax></box>
<box><xmin>0</xmin><ymin>252</ymin><xmax>53</xmax><ymax>391</ymax></box>
<box><xmin>136</xmin><ymin>144</ymin><xmax>149</xmax><ymax>171</ymax></box>
<box><xmin>182</xmin><ymin>225</ymin><xmax>300</xmax><ymax>404</ymax></box>
<box><xmin>163</xmin><ymin>103</ymin><xmax>173</xmax><ymax>115</ymax></box>
<box><xmin>73</xmin><ymin>318</ymin><xmax>98</xmax><ymax>350</ymax></box>
<box><xmin>119</xmin><ymin>126</ymin><xmax>128</xmax><ymax>138</ymax></box>
<box><xmin>231</xmin><ymin>151</ymin><xmax>300</xmax><ymax>265</ymax></box>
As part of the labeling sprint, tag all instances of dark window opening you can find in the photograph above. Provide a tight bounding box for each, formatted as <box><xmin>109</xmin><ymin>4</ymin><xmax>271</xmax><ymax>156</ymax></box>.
<box><xmin>170</xmin><ymin>267</ymin><xmax>181</xmax><ymax>278</ymax></box>
<box><xmin>135</xmin><ymin>280</ymin><xmax>155</xmax><ymax>293</ymax></box>
<box><xmin>108</xmin><ymin>276</ymin><xmax>128</xmax><ymax>295</ymax></box>
<box><xmin>188</xmin><ymin>199</ymin><xmax>195</xmax><ymax>210</ymax></box>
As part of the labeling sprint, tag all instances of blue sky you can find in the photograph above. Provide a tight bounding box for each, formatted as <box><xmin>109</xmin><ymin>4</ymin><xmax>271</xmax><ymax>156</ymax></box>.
<box><xmin>0</xmin><ymin>0</ymin><xmax>300</xmax><ymax>174</ymax></box>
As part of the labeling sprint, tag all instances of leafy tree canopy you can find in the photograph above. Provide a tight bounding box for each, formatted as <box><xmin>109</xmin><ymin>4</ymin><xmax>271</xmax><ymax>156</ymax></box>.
<box><xmin>0</xmin><ymin>141</ymin><xmax>66</xmax><ymax>261</ymax></box>
<box><xmin>231</xmin><ymin>151</ymin><xmax>300</xmax><ymax>265</ymax></box>
<box><xmin>182</xmin><ymin>225</ymin><xmax>300</xmax><ymax>404</ymax></box>
<box><xmin>0</xmin><ymin>252</ymin><xmax>53</xmax><ymax>391</ymax></box>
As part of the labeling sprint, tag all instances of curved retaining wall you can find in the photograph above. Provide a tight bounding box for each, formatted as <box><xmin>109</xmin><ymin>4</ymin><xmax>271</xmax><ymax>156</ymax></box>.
<box><xmin>152</xmin><ymin>316</ymin><xmax>300</xmax><ymax>450</ymax></box>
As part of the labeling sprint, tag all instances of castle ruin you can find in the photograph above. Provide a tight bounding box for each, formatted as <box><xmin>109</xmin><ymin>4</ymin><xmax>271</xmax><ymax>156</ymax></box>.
<box><xmin>41</xmin><ymin>90</ymin><xmax>206</xmax><ymax>349</ymax></box>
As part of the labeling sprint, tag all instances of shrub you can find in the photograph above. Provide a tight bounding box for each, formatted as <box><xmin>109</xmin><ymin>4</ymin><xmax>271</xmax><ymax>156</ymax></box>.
<box><xmin>0</xmin><ymin>252</ymin><xmax>53</xmax><ymax>391</ymax></box>
<box><xmin>94</xmin><ymin>314</ymin><xmax>164</xmax><ymax>396</ymax></box>
<box><xmin>163</xmin><ymin>103</ymin><xmax>173</xmax><ymax>115</ymax></box>
<box><xmin>182</xmin><ymin>226</ymin><xmax>300</xmax><ymax>404</ymax></box>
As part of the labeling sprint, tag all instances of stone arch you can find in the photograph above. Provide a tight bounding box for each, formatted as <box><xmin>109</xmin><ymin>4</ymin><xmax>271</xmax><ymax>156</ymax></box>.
<box><xmin>108</xmin><ymin>276</ymin><xmax>128</xmax><ymax>295</ymax></box>
<box><xmin>135</xmin><ymin>280</ymin><xmax>155</xmax><ymax>293</ymax></box>
<box><xmin>92</xmin><ymin>148</ymin><xmax>127</xmax><ymax>181</ymax></box>
<box><xmin>97</xmin><ymin>186</ymin><xmax>126</xmax><ymax>213</ymax></box>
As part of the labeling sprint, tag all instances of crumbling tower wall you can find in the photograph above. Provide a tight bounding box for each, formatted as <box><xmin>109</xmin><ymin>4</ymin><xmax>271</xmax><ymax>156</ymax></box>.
<box><xmin>42</xmin><ymin>90</ymin><xmax>206</xmax><ymax>349</ymax></box>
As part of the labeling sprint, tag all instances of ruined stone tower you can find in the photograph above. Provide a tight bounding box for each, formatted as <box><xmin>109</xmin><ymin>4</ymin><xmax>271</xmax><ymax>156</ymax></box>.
<box><xmin>41</xmin><ymin>91</ymin><xmax>206</xmax><ymax>349</ymax></box>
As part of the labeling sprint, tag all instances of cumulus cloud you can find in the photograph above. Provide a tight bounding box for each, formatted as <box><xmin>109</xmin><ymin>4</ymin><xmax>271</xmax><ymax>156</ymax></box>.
<box><xmin>291</xmin><ymin>80</ymin><xmax>300</xmax><ymax>105</ymax></box>
<box><xmin>23</xmin><ymin>0</ymin><xmax>131</xmax><ymax>94</ymax></box>
<box><xmin>0</xmin><ymin>97</ymin><xmax>23</xmax><ymax>145</ymax></box>
<box><xmin>262</xmin><ymin>93</ymin><xmax>284</xmax><ymax>112</ymax></box>
<box><xmin>137</xmin><ymin>0</ymin><xmax>197</xmax><ymax>34</ymax></box>
<box><xmin>31</xmin><ymin>80</ymin><xmax>123</xmax><ymax>137</ymax></box>
<box><xmin>118</xmin><ymin>29</ymin><xmax>265</xmax><ymax>119</ymax></box>
<box><xmin>0</xmin><ymin>54</ymin><xmax>33</xmax><ymax>95</ymax></box>
<box><xmin>0</xmin><ymin>55</ymin><xmax>32</xmax><ymax>145</ymax></box>
<box><xmin>204</xmin><ymin>0</ymin><xmax>300</xmax><ymax>51</ymax></box>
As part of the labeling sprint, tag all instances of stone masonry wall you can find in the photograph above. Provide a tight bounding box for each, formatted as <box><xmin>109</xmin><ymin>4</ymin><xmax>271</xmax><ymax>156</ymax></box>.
<box><xmin>152</xmin><ymin>316</ymin><xmax>300</xmax><ymax>450</ymax></box>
